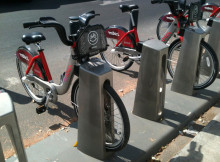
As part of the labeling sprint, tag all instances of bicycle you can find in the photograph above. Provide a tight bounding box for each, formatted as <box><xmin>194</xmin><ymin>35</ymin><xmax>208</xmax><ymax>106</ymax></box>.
<box><xmin>156</xmin><ymin>0</ymin><xmax>207</xmax><ymax>44</ymax></box>
<box><xmin>153</xmin><ymin>0</ymin><xmax>219</xmax><ymax>90</ymax></box>
<box><xmin>16</xmin><ymin>11</ymin><xmax>130</xmax><ymax>151</ymax></box>
<box><xmin>100</xmin><ymin>1</ymin><xmax>202</xmax><ymax>72</ymax></box>
<box><xmin>197</xmin><ymin>2</ymin><xmax>220</xmax><ymax>32</ymax></box>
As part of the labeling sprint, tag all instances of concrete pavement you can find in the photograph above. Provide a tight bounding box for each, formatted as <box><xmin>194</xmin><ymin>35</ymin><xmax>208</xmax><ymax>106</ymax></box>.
<box><xmin>5</xmin><ymin>78</ymin><xmax>220</xmax><ymax>162</ymax></box>
<box><xmin>171</xmin><ymin>113</ymin><xmax>220</xmax><ymax>162</ymax></box>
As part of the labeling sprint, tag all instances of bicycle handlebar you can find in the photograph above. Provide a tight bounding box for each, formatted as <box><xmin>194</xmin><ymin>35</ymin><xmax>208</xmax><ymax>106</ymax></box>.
<box><xmin>23</xmin><ymin>17</ymin><xmax>73</xmax><ymax>46</ymax></box>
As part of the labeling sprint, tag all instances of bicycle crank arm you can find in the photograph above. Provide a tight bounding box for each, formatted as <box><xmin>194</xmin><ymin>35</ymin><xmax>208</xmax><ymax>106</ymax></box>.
<box><xmin>22</xmin><ymin>75</ymin><xmax>58</xmax><ymax>103</ymax></box>
<box><xmin>115</xmin><ymin>47</ymin><xmax>140</xmax><ymax>56</ymax></box>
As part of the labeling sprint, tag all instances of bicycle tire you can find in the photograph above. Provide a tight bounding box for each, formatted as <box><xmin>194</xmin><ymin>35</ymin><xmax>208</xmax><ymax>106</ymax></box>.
<box><xmin>167</xmin><ymin>39</ymin><xmax>218</xmax><ymax>90</ymax></box>
<box><xmin>71</xmin><ymin>79</ymin><xmax>130</xmax><ymax>151</ymax></box>
<box><xmin>16</xmin><ymin>46</ymin><xmax>47</xmax><ymax>104</ymax></box>
<box><xmin>157</xmin><ymin>18</ymin><xmax>177</xmax><ymax>44</ymax></box>
<box><xmin>157</xmin><ymin>19</ymin><xmax>171</xmax><ymax>40</ymax></box>
<box><xmin>100</xmin><ymin>26</ymin><xmax>136</xmax><ymax>71</ymax></box>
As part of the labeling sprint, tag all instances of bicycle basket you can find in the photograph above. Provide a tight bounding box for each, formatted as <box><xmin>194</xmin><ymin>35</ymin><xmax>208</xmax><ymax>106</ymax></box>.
<box><xmin>76</xmin><ymin>24</ymin><xmax>107</xmax><ymax>58</ymax></box>
<box><xmin>188</xmin><ymin>2</ymin><xmax>202</xmax><ymax>22</ymax></box>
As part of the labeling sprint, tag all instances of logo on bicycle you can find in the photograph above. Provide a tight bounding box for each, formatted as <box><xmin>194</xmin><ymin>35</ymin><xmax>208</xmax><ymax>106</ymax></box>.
<box><xmin>88</xmin><ymin>31</ymin><xmax>98</xmax><ymax>45</ymax></box>
<box><xmin>204</xmin><ymin>7</ymin><xmax>213</xmax><ymax>11</ymax></box>
<box><xmin>19</xmin><ymin>53</ymin><xmax>29</xmax><ymax>61</ymax></box>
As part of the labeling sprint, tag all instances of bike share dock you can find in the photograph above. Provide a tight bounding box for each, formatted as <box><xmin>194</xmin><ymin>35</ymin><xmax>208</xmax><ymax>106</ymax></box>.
<box><xmin>6</xmin><ymin>40</ymin><xmax>220</xmax><ymax>162</ymax></box>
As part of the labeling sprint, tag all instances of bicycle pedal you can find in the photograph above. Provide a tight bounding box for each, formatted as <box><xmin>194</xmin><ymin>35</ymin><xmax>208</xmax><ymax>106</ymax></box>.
<box><xmin>123</xmin><ymin>56</ymin><xmax>129</xmax><ymax>62</ymax></box>
<box><xmin>36</xmin><ymin>105</ymin><xmax>47</xmax><ymax>114</ymax></box>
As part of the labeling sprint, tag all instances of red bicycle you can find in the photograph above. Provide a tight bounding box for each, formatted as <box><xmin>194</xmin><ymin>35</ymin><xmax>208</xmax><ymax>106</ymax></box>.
<box><xmin>197</xmin><ymin>2</ymin><xmax>220</xmax><ymax>31</ymax></box>
<box><xmin>154</xmin><ymin>0</ymin><xmax>219</xmax><ymax>90</ymax></box>
<box><xmin>16</xmin><ymin>11</ymin><xmax>130</xmax><ymax>151</ymax></box>
<box><xmin>100</xmin><ymin>1</ymin><xmax>200</xmax><ymax>71</ymax></box>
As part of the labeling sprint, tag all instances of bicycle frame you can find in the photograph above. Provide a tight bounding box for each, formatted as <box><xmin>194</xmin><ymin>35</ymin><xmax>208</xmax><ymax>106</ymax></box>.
<box><xmin>114</xmin><ymin>10</ymin><xmax>191</xmax><ymax>48</ymax></box>
<box><xmin>22</xmin><ymin>45</ymin><xmax>77</xmax><ymax>102</ymax></box>
<box><xmin>115</xmin><ymin>27</ymin><xmax>139</xmax><ymax>48</ymax></box>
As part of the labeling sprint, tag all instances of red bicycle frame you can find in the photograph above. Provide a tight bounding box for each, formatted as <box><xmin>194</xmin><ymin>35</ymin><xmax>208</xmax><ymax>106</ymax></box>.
<box><xmin>210</xmin><ymin>7</ymin><xmax>220</xmax><ymax>17</ymax></box>
<box><xmin>115</xmin><ymin>27</ymin><xmax>139</xmax><ymax>48</ymax></box>
<box><xmin>25</xmin><ymin>50</ymin><xmax>53</xmax><ymax>82</ymax></box>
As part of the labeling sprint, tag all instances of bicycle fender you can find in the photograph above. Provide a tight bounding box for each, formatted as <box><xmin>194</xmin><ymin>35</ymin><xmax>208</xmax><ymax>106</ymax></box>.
<box><xmin>159</xmin><ymin>12</ymin><xmax>175</xmax><ymax>22</ymax></box>
<box><xmin>202</xmin><ymin>3</ymin><xmax>219</xmax><ymax>13</ymax></box>
<box><xmin>105</xmin><ymin>25</ymin><xmax>135</xmax><ymax>48</ymax></box>
<box><xmin>16</xmin><ymin>46</ymin><xmax>47</xmax><ymax>80</ymax></box>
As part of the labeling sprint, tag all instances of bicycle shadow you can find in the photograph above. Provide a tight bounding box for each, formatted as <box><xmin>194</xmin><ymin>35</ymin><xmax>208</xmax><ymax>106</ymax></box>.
<box><xmin>47</xmin><ymin>102</ymin><xmax>78</xmax><ymax>130</ymax></box>
<box><xmin>0</xmin><ymin>0</ymin><xmax>95</xmax><ymax>14</ymax></box>
<box><xmin>119</xmin><ymin>69</ymin><xmax>139</xmax><ymax>78</ymax></box>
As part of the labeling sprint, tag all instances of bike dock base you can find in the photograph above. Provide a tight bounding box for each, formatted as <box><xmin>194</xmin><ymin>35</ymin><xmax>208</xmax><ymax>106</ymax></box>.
<box><xmin>6</xmin><ymin>77</ymin><xmax>220</xmax><ymax>162</ymax></box>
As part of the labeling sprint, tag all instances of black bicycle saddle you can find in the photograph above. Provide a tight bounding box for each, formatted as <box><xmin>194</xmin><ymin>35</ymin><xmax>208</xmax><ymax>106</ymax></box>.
<box><xmin>22</xmin><ymin>32</ymin><xmax>46</xmax><ymax>44</ymax></box>
<box><xmin>119</xmin><ymin>4</ymin><xmax>139</xmax><ymax>12</ymax></box>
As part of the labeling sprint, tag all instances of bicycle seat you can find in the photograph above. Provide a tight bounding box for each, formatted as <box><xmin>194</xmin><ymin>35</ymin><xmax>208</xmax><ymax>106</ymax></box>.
<box><xmin>22</xmin><ymin>32</ymin><xmax>46</xmax><ymax>45</ymax></box>
<box><xmin>119</xmin><ymin>4</ymin><xmax>139</xmax><ymax>12</ymax></box>
<box><xmin>69</xmin><ymin>16</ymin><xmax>79</xmax><ymax>21</ymax></box>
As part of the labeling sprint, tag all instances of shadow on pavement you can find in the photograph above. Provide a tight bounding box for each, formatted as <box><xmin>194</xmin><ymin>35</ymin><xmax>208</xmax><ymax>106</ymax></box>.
<box><xmin>161</xmin><ymin>108</ymin><xmax>188</xmax><ymax>128</ymax></box>
<box><xmin>110</xmin><ymin>144</ymin><xmax>146</xmax><ymax>161</ymax></box>
<box><xmin>2</xmin><ymin>88</ymin><xmax>32</xmax><ymax>104</ymax></box>
<box><xmin>194</xmin><ymin>88</ymin><xmax>220</xmax><ymax>101</ymax></box>
<box><xmin>170</xmin><ymin>141</ymin><xmax>203</xmax><ymax>162</ymax></box>
<box><xmin>0</xmin><ymin>0</ymin><xmax>96</xmax><ymax>14</ymax></box>
<box><xmin>119</xmin><ymin>69</ymin><xmax>138</xmax><ymax>78</ymax></box>
<box><xmin>47</xmin><ymin>101</ymin><xmax>77</xmax><ymax>130</ymax></box>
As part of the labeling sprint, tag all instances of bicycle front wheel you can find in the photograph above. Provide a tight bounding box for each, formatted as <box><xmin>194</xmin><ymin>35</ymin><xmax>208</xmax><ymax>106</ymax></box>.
<box><xmin>100</xmin><ymin>26</ymin><xmax>135</xmax><ymax>71</ymax></box>
<box><xmin>167</xmin><ymin>39</ymin><xmax>218</xmax><ymax>90</ymax></box>
<box><xmin>71</xmin><ymin>79</ymin><xmax>130</xmax><ymax>151</ymax></box>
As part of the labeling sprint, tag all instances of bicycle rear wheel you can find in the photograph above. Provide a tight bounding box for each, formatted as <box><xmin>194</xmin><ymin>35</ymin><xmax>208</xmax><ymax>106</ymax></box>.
<box><xmin>100</xmin><ymin>26</ymin><xmax>135</xmax><ymax>71</ymax></box>
<box><xmin>71</xmin><ymin>79</ymin><xmax>130</xmax><ymax>151</ymax></box>
<box><xmin>167</xmin><ymin>39</ymin><xmax>218</xmax><ymax>90</ymax></box>
<box><xmin>16</xmin><ymin>46</ymin><xmax>47</xmax><ymax>104</ymax></box>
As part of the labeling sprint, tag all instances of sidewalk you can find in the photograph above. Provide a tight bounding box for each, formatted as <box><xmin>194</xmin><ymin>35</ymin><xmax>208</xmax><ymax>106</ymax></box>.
<box><xmin>171</xmin><ymin>112</ymin><xmax>220</xmax><ymax>162</ymax></box>
<box><xmin>6</xmin><ymin>79</ymin><xmax>220</xmax><ymax>162</ymax></box>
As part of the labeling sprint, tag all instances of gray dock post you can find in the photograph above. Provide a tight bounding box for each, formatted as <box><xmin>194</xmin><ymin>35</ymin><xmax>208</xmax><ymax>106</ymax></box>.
<box><xmin>171</xmin><ymin>27</ymin><xmax>206</xmax><ymax>95</ymax></box>
<box><xmin>0</xmin><ymin>92</ymin><xmax>27</xmax><ymax>162</ymax></box>
<box><xmin>208</xmin><ymin>18</ymin><xmax>220</xmax><ymax>75</ymax></box>
<box><xmin>133</xmin><ymin>39</ymin><xmax>168</xmax><ymax>121</ymax></box>
<box><xmin>77</xmin><ymin>58</ymin><xmax>114</xmax><ymax>160</ymax></box>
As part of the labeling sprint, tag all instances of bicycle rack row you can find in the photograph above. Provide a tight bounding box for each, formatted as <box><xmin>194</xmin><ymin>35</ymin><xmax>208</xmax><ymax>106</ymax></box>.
<box><xmin>3</xmin><ymin>18</ymin><xmax>220</xmax><ymax>162</ymax></box>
